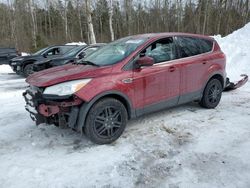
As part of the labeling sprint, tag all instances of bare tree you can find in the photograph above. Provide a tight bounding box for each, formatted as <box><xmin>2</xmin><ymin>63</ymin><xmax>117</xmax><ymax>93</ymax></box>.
<box><xmin>202</xmin><ymin>0</ymin><xmax>209</xmax><ymax>34</ymax></box>
<box><xmin>7</xmin><ymin>0</ymin><xmax>17</xmax><ymax>47</ymax></box>
<box><xmin>76</xmin><ymin>0</ymin><xmax>84</xmax><ymax>41</ymax></box>
<box><xmin>85</xmin><ymin>0</ymin><xmax>96</xmax><ymax>44</ymax></box>
<box><xmin>28</xmin><ymin>0</ymin><xmax>37</xmax><ymax>49</ymax></box>
<box><xmin>0</xmin><ymin>0</ymin><xmax>249</xmax><ymax>51</ymax></box>
<box><xmin>108</xmin><ymin>0</ymin><xmax>114</xmax><ymax>41</ymax></box>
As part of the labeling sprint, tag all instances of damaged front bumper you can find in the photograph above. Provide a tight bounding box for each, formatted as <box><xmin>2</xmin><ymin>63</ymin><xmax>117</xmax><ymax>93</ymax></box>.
<box><xmin>23</xmin><ymin>87</ymin><xmax>83</xmax><ymax>129</ymax></box>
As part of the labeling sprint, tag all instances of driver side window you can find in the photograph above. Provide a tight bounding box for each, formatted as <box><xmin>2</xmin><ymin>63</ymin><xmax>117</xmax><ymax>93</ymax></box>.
<box><xmin>141</xmin><ymin>38</ymin><xmax>177</xmax><ymax>64</ymax></box>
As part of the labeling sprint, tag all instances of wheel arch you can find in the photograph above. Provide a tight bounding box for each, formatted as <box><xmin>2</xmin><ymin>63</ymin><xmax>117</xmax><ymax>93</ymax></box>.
<box><xmin>21</xmin><ymin>60</ymin><xmax>36</xmax><ymax>71</ymax></box>
<box><xmin>208</xmin><ymin>73</ymin><xmax>225</xmax><ymax>88</ymax></box>
<box><xmin>76</xmin><ymin>91</ymin><xmax>135</xmax><ymax>132</ymax></box>
<box><xmin>200</xmin><ymin>72</ymin><xmax>225</xmax><ymax>99</ymax></box>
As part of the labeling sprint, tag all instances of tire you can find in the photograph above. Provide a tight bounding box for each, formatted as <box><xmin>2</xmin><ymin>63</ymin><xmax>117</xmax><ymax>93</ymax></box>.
<box><xmin>23</xmin><ymin>64</ymin><xmax>34</xmax><ymax>77</ymax></box>
<box><xmin>15</xmin><ymin>70</ymin><xmax>23</xmax><ymax>76</ymax></box>
<box><xmin>199</xmin><ymin>78</ymin><xmax>223</xmax><ymax>109</ymax></box>
<box><xmin>84</xmin><ymin>98</ymin><xmax>128</xmax><ymax>144</ymax></box>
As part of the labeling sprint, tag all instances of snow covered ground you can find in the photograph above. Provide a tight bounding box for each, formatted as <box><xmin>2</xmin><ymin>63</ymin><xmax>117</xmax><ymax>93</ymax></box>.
<box><xmin>0</xmin><ymin>24</ymin><xmax>250</xmax><ymax>188</ymax></box>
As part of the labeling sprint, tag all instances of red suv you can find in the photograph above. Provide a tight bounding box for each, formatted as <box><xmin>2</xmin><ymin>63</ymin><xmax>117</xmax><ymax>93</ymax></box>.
<box><xmin>24</xmin><ymin>33</ymin><xmax>226</xmax><ymax>144</ymax></box>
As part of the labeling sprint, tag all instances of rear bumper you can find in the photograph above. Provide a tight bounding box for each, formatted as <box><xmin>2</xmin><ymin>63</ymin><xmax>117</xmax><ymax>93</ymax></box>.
<box><xmin>23</xmin><ymin>87</ymin><xmax>83</xmax><ymax>128</ymax></box>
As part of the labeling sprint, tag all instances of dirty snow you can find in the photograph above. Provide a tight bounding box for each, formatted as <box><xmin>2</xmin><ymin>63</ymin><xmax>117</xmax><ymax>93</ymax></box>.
<box><xmin>0</xmin><ymin>23</ymin><xmax>250</xmax><ymax>188</ymax></box>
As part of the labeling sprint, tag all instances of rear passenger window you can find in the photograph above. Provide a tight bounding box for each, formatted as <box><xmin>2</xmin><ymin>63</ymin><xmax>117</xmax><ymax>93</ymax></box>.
<box><xmin>177</xmin><ymin>37</ymin><xmax>213</xmax><ymax>58</ymax></box>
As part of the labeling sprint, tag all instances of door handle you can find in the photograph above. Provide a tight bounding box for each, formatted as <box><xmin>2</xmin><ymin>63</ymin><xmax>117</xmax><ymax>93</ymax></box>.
<box><xmin>169</xmin><ymin>66</ymin><xmax>176</xmax><ymax>72</ymax></box>
<box><xmin>202</xmin><ymin>60</ymin><xmax>208</xmax><ymax>65</ymax></box>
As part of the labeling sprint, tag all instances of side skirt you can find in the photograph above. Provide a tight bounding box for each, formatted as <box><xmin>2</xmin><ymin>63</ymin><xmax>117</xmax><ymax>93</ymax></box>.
<box><xmin>135</xmin><ymin>90</ymin><xmax>202</xmax><ymax>117</ymax></box>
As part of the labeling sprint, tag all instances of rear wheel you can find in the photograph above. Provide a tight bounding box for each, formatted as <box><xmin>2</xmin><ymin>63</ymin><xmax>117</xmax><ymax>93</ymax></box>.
<box><xmin>23</xmin><ymin>64</ymin><xmax>34</xmax><ymax>77</ymax></box>
<box><xmin>84</xmin><ymin>98</ymin><xmax>128</xmax><ymax>144</ymax></box>
<box><xmin>16</xmin><ymin>71</ymin><xmax>22</xmax><ymax>75</ymax></box>
<box><xmin>199</xmin><ymin>79</ymin><xmax>223</xmax><ymax>108</ymax></box>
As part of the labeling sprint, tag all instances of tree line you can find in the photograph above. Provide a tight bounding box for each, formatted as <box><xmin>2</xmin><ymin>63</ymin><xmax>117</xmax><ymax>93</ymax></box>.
<box><xmin>0</xmin><ymin>0</ymin><xmax>249</xmax><ymax>52</ymax></box>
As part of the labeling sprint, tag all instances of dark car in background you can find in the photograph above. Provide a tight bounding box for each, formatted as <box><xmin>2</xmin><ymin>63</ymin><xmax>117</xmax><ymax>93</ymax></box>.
<box><xmin>0</xmin><ymin>48</ymin><xmax>20</xmax><ymax>65</ymax></box>
<box><xmin>33</xmin><ymin>43</ymin><xmax>106</xmax><ymax>72</ymax></box>
<box><xmin>9</xmin><ymin>45</ymin><xmax>77</xmax><ymax>77</ymax></box>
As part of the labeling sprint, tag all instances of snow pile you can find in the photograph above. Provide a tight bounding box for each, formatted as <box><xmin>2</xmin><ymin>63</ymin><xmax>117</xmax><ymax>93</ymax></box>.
<box><xmin>0</xmin><ymin>64</ymin><xmax>14</xmax><ymax>74</ymax></box>
<box><xmin>21</xmin><ymin>52</ymin><xmax>30</xmax><ymax>56</ymax></box>
<box><xmin>214</xmin><ymin>23</ymin><xmax>250</xmax><ymax>81</ymax></box>
<box><xmin>65</xmin><ymin>42</ymin><xmax>87</xmax><ymax>46</ymax></box>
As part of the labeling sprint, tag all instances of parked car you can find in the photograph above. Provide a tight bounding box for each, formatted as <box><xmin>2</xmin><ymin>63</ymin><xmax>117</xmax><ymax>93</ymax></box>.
<box><xmin>33</xmin><ymin>43</ymin><xmax>105</xmax><ymax>72</ymax></box>
<box><xmin>23</xmin><ymin>33</ymin><xmax>226</xmax><ymax>144</ymax></box>
<box><xmin>10</xmin><ymin>45</ymin><xmax>77</xmax><ymax>77</ymax></box>
<box><xmin>0</xmin><ymin>48</ymin><xmax>20</xmax><ymax>65</ymax></box>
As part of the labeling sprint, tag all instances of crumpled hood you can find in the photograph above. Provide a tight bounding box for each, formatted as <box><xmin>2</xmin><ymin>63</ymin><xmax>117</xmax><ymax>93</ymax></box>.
<box><xmin>26</xmin><ymin>64</ymin><xmax>112</xmax><ymax>87</ymax></box>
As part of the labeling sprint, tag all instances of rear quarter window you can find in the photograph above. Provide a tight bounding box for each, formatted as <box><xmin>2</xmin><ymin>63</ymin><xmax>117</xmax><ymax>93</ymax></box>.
<box><xmin>177</xmin><ymin>37</ymin><xmax>213</xmax><ymax>58</ymax></box>
<box><xmin>197</xmin><ymin>39</ymin><xmax>214</xmax><ymax>53</ymax></box>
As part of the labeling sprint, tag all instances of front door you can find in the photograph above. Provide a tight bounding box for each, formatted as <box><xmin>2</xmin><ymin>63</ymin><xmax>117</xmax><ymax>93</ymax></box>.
<box><xmin>132</xmin><ymin>37</ymin><xmax>181</xmax><ymax>116</ymax></box>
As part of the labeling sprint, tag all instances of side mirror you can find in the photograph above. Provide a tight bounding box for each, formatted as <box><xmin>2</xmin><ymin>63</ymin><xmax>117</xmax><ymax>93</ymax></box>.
<box><xmin>136</xmin><ymin>56</ymin><xmax>154</xmax><ymax>68</ymax></box>
<box><xmin>43</xmin><ymin>53</ymin><xmax>47</xmax><ymax>58</ymax></box>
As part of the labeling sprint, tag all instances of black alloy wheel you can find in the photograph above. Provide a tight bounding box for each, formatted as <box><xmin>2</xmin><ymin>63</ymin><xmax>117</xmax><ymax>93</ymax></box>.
<box><xmin>23</xmin><ymin>64</ymin><xmax>34</xmax><ymax>77</ymax></box>
<box><xmin>200</xmin><ymin>78</ymin><xmax>223</xmax><ymax>108</ymax></box>
<box><xmin>84</xmin><ymin>98</ymin><xmax>128</xmax><ymax>144</ymax></box>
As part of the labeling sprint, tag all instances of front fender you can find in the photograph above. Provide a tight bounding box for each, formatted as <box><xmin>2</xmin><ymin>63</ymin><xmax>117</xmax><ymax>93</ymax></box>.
<box><xmin>75</xmin><ymin>90</ymin><xmax>135</xmax><ymax>132</ymax></box>
<box><xmin>21</xmin><ymin>60</ymin><xmax>36</xmax><ymax>71</ymax></box>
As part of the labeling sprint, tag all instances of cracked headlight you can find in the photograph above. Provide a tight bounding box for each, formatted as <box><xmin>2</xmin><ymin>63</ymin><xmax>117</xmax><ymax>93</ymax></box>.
<box><xmin>43</xmin><ymin>79</ymin><xmax>92</xmax><ymax>96</ymax></box>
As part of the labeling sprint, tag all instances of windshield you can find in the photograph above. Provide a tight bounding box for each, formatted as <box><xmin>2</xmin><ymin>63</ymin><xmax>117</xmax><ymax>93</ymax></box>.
<box><xmin>63</xmin><ymin>46</ymin><xmax>86</xmax><ymax>58</ymax></box>
<box><xmin>82</xmin><ymin>37</ymin><xmax>147</xmax><ymax>66</ymax></box>
<box><xmin>33</xmin><ymin>47</ymin><xmax>49</xmax><ymax>55</ymax></box>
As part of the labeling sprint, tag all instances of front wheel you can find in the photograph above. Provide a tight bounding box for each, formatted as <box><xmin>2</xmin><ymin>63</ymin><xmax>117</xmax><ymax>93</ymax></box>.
<box><xmin>23</xmin><ymin>64</ymin><xmax>34</xmax><ymax>77</ymax></box>
<box><xmin>199</xmin><ymin>79</ymin><xmax>223</xmax><ymax>108</ymax></box>
<box><xmin>84</xmin><ymin>98</ymin><xmax>128</xmax><ymax>144</ymax></box>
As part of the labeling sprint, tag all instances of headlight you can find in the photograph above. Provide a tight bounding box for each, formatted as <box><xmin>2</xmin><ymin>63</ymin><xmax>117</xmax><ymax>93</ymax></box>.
<box><xmin>43</xmin><ymin>79</ymin><xmax>92</xmax><ymax>96</ymax></box>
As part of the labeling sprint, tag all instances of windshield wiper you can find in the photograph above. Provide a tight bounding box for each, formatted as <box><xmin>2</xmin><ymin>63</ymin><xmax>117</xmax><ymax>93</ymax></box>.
<box><xmin>75</xmin><ymin>60</ymin><xmax>99</xmax><ymax>66</ymax></box>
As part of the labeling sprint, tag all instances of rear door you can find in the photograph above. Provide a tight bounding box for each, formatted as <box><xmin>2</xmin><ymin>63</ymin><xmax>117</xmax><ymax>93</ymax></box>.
<box><xmin>132</xmin><ymin>37</ymin><xmax>181</xmax><ymax>115</ymax></box>
<box><xmin>175</xmin><ymin>36</ymin><xmax>214</xmax><ymax>103</ymax></box>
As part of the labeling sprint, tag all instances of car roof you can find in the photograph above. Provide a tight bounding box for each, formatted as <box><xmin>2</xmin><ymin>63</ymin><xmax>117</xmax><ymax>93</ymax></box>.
<box><xmin>48</xmin><ymin>45</ymin><xmax>78</xmax><ymax>48</ymax></box>
<box><xmin>131</xmin><ymin>32</ymin><xmax>214</xmax><ymax>41</ymax></box>
<box><xmin>88</xmin><ymin>43</ymin><xmax>106</xmax><ymax>47</ymax></box>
